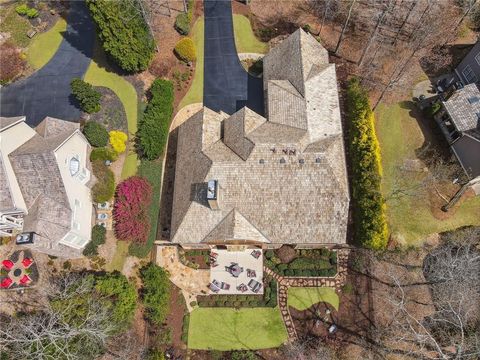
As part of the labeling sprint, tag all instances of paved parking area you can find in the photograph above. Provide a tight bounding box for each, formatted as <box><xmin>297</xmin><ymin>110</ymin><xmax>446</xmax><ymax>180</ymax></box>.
<box><xmin>203</xmin><ymin>0</ymin><xmax>264</xmax><ymax>115</ymax></box>
<box><xmin>210</xmin><ymin>249</ymin><xmax>263</xmax><ymax>294</ymax></box>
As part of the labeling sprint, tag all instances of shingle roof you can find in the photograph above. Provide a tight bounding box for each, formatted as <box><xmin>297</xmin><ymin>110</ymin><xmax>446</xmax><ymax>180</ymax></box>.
<box><xmin>443</xmin><ymin>83</ymin><xmax>480</xmax><ymax>132</ymax></box>
<box><xmin>0</xmin><ymin>116</ymin><xmax>25</xmax><ymax>131</ymax></box>
<box><xmin>451</xmin><ymin>133</ymin><xmax>480</xmax><ymax>179</ymax></box>
<box><xmin>5</xmin><ymin>118</ymin><xmax>80</xmax><ymax>244</ymax></box>
<box><xmin>170</xmin><ymin>29</ymin><xmax>349</xmax><ymax>245</ymax></box>
<box><xmin>0</xmin><ymin>156</ymin><xmax>13</xmax><ymax>209</ymax></box>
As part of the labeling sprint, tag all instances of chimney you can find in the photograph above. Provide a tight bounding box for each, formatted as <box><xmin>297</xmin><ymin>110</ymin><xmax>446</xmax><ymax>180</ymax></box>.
<box><xmin>207</xmin><ymin>180</ymin><xmax>219</xmax><ymax>210</ymax></box>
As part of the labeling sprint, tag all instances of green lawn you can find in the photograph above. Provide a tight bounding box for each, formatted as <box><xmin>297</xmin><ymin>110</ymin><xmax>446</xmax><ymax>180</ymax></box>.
<box><xmin>375</xmin><ymin>102</ymin><xmax>480</xmax><ymax>245</ymax></box>
<box><xmin>106</xmin><ymin>240</ymin><xmax>129</xmax><ymax>272</ymax></box>
<box><xmin>233</xmin><ymin>15</ymin><xmax>268</xmax><ymax>54</ymax></box>
<box><xmin>188</xmin><ymin>307</ymin><xmax>287</xmax><ymax>350</ymax></box>
<box><xmin>179</xmin><ymin>17</ymin><xmax>204</xmax><ymax>109</ymax></box>
<box><xmin>287</xmin><ymin>287</ymin><xmax>339</xmax><ymax>311</ymax></box>
<box><xmin>84</xmin><ymin>40</ymin><xmax>138</xmax><ymax>179</ymax></box>
<box><xmin>26</xmin><ymin>18</ymin><xmax>67</xmax><ymax>70</ymax></box>
<box><xmin>0</xmin><ymin>6</ymin><xmax>32</xmax><ymax>48</ymax></box>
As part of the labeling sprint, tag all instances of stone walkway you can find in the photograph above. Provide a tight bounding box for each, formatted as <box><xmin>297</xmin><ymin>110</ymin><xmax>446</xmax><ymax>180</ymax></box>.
<box><xmin>155</xmin><ymin>245</ymin><xmax>210</xmax><ymax>312</ymax></box>
<box><xmin>266</xmin><ymin>248</ymin><xmax>350</xmax><ymax>341</ymax></box>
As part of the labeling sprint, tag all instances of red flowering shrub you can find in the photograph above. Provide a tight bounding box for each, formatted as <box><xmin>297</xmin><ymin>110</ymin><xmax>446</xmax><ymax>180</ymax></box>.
<box><xmin>113</xmin><ymin>176</ymin><xmax>153</xmax><ymax>243</ymax></box>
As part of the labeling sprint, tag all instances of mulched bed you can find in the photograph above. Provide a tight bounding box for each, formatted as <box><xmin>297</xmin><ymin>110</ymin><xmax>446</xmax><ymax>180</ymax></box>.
<box><xmin>161</xmin><ymin>284</ymin><xmax>188</xmax><ymax>357</ymax></box>
<box><xmin>88</xmin><ymin>86</ymin><xmax>128</xmax><ymax>133</ymax></box>
<box><xmin>27</xmin><ymin>1</ymin><xmax>68</xmax><ymax>32</ymax></box>
<box><xmin>290</xmin><ymin>301</ymin><xmax>337</xmax><ymax>339</ymax></box>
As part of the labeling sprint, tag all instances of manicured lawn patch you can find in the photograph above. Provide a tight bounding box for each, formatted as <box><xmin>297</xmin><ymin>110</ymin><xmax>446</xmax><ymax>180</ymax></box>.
<box><xmin>26</xmin><ymin>18</ymin><xmax>66</xmax><ymax>70</ymax></box>
<box><xmin>233</xmin><ymin>15</ymin><xmax>268</xmax><ymax>54</ymax></box>
<box><xmin>179</xmin><ymin>17</ymin><xmax>204</xmax><ymax>109</ymax></box>
<box><xmin>84</xmin><ymin>40</ymin><xmax>138</xmax><ymax>179</ymax></box>
<box><xmin>0</xmin><ymin>6</ymin><xmax>32</xmax><ymax>48</ymax></box>
<box><xmin>375</xmin><ymin>102</ymin><xmax>480</xmax><ymax>245</ymax></box>
<box><xmin>106</xmin><ymin>240</ymin><xmax>129</xmax><ymax>272</ymax></box>
<box><xmin>128</xmin><ymin>159</ymin><xmax>162</xmax><ymax>258</ymax></box>
<box><xmin>287</xmin><ymin>287</ymin><xmax>339</xmax><ymax>311</ymax></box>
<box><xmin>188</xmin><ymin>307</ymin><xmax>287</xmax><ymax>350</ymax></box>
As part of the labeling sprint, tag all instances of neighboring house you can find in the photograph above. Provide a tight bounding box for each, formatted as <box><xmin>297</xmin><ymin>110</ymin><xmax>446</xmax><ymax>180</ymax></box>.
<box><xmin>435</xmin><ymin>83</ymin><xmax>480</xmax><ymax>194</ymax></box>
<box><xmin>170</xmin><ymin>29</ymin><xmax>349</xmax><ymax>249</ymax></box>
<box><xmin>0</xmin><ymin>116</ymin><xmax>93</xmax><ymax>258</ymax></box>
<box><xmin>454</xmin><ymin>40</ymin><xmax>480</xmax><ymax>85</ymax></box>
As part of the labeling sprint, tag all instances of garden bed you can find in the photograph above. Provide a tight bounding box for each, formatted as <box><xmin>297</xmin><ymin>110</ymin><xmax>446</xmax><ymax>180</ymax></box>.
<box><xmin>196</xmin><ymin>278</ymin><xmax>277</xmax><ymax>308</ymax></box>
<box><xmin>178</xmin><ymin>249</ymin><xmax>210</xmax><ymax>269</ymax></box>
<box><xmin>265</xmin><ymin>246</ymin><xmax>337</xmax><ymax>277</ymax></box>
<box><xmin>88</xmin><ymin>87</ymin><xmax>128</xmax><ymax>133</ymax></box>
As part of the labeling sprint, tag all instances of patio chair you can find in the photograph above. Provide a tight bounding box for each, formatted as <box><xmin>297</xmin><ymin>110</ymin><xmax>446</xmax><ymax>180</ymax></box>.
<box><xmin>21</xmin><ymin>257</ymin><xmax>34</xmax><ymax>268</ymax></box>
<box><xmin>210</xmin><ymin>252</ymin><xmax>218</xmax><ymax>258</ymax></box>
<box><xmin>220</xmin><ymin>282</ymin><xmax>230</xmax><ymax>290</ymax></box>
<box><xmin>1</xmin><ymin>260</ymin><xmax>14</xmax><ymax>271</ymax></box>
<box><xmin>0</xmin><ymin>277</ymin><xmax>13</xmax><ymax>289</ymax></box>
<box><xmin>209</xmin><ymin>283</ymin><xmax>220</xmax><ymax>293</ymax></box>
<box><xmin>19</xmin><ymin>274</ymin><xmax>31</xmax><ymax>285</ymax></box>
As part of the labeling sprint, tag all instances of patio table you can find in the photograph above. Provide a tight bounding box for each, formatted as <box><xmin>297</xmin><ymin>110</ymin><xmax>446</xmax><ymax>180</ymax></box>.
<box><xmin>228</xmin><ymin>264</ymin><xmax>243</xmax><ymax>277</ymax></box>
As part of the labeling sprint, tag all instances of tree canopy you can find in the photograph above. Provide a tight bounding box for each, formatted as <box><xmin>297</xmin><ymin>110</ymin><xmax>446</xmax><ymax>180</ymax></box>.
<box><xmin>86</xmin><ymin>0</ymin><xmax>155</xmax><ymax>72</ymax></box>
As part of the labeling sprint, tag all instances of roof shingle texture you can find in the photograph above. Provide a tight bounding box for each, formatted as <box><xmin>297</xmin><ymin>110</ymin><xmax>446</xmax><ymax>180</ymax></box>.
<box><xmin>443</xmin><ymin>83</ymin><xmax>480</xmax><ymax>132</ymax></box>
<box><xmin>171</xmin><ymin>29</ymin><xmax>349</xmax><ymax>245</ymax></box>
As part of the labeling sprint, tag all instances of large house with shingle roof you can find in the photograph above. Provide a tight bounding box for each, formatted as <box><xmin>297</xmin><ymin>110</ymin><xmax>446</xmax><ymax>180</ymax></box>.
<box><xmin>170</xmin><ymin>29</ymin><xmax>349</xmax><ymax>249</ymax></box>
<box><xmin>0</xmin><ymin>116</ymin><xmax>93</xmax><ymax>258</ymax></box>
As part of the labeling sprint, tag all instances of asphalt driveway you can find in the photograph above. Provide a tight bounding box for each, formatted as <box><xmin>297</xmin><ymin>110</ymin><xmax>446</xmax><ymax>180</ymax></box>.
<box><xmin>203</xmin><ymin>0</ymin><xmax>264</xmax><ymax>115</ymax></box>
<box><xmin>0</xmin><ymin>1</ymin><xmax>94</xmax><ymax>126</ymax></box>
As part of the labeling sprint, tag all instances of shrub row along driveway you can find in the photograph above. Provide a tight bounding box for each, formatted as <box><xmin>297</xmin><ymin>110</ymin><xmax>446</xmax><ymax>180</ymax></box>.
<box><xmin>203</xmin><ymin>0</ymin><xmax>264</xmax><ymax>115</ymax></box>
<box><xmin>0</xmin><ymin>1</ymin><xmax>94</xmax><ymax>126</ymax></box>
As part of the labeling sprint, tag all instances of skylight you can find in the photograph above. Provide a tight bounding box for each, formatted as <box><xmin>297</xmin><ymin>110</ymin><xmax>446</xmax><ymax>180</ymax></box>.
<box><xmin>69</xmin><ymin>156</ymin><xmax>80</xmax><ymax>176</ymax></box>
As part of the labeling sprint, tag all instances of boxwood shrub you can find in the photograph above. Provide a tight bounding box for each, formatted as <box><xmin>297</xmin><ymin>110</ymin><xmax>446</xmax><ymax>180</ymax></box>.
<box><xmin>91</xmin><ymin>160</ymin><xmax>115</xmax><ymax>202</ymax></box>
<box><xmin>175</xmin><ymin>13</ymin><xmax>190</xmax><ymax>35</ymax></box>
<box><xmin>83</xmin><ymin>121</ymin><xmax>109</xmax><ymax>147</ymax></box>
<box><xmin>174</xmin><ymin>38</ymin><xmax>196</xmax><ymax>63</ymax></box>
<box><xmin>83</xmin><ymin>225</ymin><xmax>107</xmax><ymax>256</ymax></box>
<box><xmin>71</xmin><ymin>78</ymin><xmax>101</xmax><ymax>114</ymax></box>
<box><xmin>90</xmin><ymin>147</ymin><xmax>118</xmax><ymax>162</ymax></box>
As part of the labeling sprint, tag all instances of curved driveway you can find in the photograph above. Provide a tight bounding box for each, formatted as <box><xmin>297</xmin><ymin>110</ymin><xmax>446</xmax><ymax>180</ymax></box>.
<box><xmin>0</xmin><ymin>1</ymin><xmax>94</xmax><ymax>126</ymax></box>
<box><xmin>203</xmin><ymin>0</ymin><xmax>264</xmax><ymax>115</ymax></box>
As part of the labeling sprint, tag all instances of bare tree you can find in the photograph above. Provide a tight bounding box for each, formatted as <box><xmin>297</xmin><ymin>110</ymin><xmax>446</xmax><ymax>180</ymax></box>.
<box><xmin>378</xmin><ymin>231</ymin><xmax>480</xmax><ymax>359</ymax></box>
<box><xmin>283</xmin><ymin>337</ymin><xmax>337</xmax><ymax>360</ymax></box>
<box><xmin>0</xmin><ymin>274</ymin><xmax>118</xmax><ymax>359</ymax></box>
<box><xmin>334</xmin><ymin>0</ymin><xmax>357</xmax><ymax>54</ymax></box>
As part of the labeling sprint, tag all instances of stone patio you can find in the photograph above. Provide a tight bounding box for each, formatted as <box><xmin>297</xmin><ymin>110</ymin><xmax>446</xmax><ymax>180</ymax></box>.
<box><xmin>209</xmin><ymin>249</ymin><xmax>263</xmax><ymax>294</ymax></box>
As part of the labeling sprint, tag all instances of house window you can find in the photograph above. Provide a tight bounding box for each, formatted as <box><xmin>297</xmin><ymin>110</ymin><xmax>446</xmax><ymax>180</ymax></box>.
<box><xmin>69</xmin><ymin>156</ymin><xmax>80</xmax><ymax>176</ymax></box>
<box><xmin>75</xmin><ymin>168</ymin><xmax>90</xmax><ymax>184</ymax></box>
<box><xmin>462</xmin><ymin>65</ymin><xmax>477</xmax><ymax>84</ymax></box>
<box><xmin>475</xmin><ymin>53</ymin><xmax>480</xmax><ymax>66</ymax></box>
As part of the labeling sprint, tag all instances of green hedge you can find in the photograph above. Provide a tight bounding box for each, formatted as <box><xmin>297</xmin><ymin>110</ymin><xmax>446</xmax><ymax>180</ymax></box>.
<box><xmin>174</xmin><ymin>0</ymin><xmax>194</xmax><ymax>35</ymax></box>
<box><xmin>90</xmin><ymin>147</ymin><xmax>118</xmax><ymax>162</ymax></box>
<box><xmin>83</xmin><ymin>225</ymin><xmax>107</xmax><ymax>256</ymax></box>
<box><xmin>346</xmin><ymin>78</ymin><xmax>388</xmax><ymax>249</ymax></box>
<box><xmin>71</xmin><ymin>78</ymin><xmax>101</xmax><ymax>113</ymax></box>
<box><xmin>264</xmin><ymin>248</ymin><xmax>337</xmax><ymax>277</ymax></box>
<box><xmin>136</xmin><ymin>79</ymin><xmax>174</xmax><ymax>160</ymax></box>
<box><xmin>197</xmin><ymin>279</ymin><xmax>277</xmax><ymax>308</ymax></box>
<box><xmin>140</xmin><ymin>263</ymin><xmax>171</xmax><ymax>325</ymax></box>
<box><xmin>83</xmin><ymin>121</ymin><xmax>109</xmax><ymax>147</ymax></box>
<box><xmin>91</xmin><ymin>160</ymin><xmax>115</xmax><ymax>202</ymax></box>
<box><xmin>86</xmin><ymin>0</ymin><xmax>155</xmax><ymax>72</ymax></box>
<box><xmin>181</xmin><ymin>313</ymin><xmax>190</xmax><ymax>344</ymax></box>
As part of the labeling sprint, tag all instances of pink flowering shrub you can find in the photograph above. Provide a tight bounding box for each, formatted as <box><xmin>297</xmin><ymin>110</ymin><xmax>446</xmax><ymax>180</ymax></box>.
<box><xmin>113</xmin><ymin>176</ymin><xmax>152</xmax><ymax>243</ymax></box>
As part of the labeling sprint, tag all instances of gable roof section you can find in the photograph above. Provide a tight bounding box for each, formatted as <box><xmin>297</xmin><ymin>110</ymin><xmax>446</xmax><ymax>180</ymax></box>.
<box><xmin>267</xmin><ymin>80</ymin><xmax>307</xmax><ymax>130</ymax></box>
<box><xmin>202</xmin><ymin>209</ymin><xmax>270</xmax><ymax>243</ymax></box>
<box><xmin>36</xmin><ymin>117</ymin><xmax>79</xmax><ymax>138</ymax></box>
<box><xmin>223</xmin><ymin>107</ymin><xmax>266</xmax><ymax>160</ymax></box>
